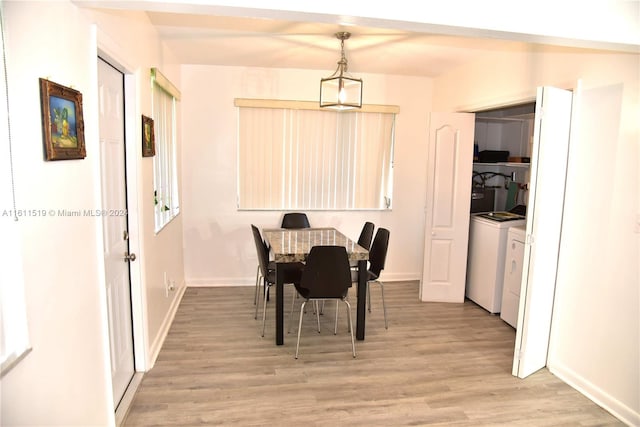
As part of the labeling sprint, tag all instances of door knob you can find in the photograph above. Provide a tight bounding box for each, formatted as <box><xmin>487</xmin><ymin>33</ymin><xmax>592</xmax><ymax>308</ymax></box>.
<box><xmin>124</xmin><ymin>252</ymin><xmax>137</xmax><ymax>262</ymax></box>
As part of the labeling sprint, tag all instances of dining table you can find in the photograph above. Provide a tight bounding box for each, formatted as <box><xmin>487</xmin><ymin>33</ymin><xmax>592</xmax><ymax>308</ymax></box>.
<box><xmin>261</xmin><ymin>227</ymin><xmax>370</xmax><ymax>345</ymax></box>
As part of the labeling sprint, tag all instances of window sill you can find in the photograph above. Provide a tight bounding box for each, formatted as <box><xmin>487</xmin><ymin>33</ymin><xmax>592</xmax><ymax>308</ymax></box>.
<box><xmin>154</xmin><ymin>210</ymin><xmax>181</xmax><ymax>235</ymax></box>
<box><xmin>1</xmin><ymin>346</ymin><xmax>32</xmax><ymax>379</ymax></box>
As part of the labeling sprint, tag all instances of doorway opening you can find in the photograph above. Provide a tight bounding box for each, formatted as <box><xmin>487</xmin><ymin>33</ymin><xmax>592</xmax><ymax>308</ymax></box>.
<box><xmin>96</xmin><ymin>53</ymin><xmax>145</xmax><ymax>422</ymax></box>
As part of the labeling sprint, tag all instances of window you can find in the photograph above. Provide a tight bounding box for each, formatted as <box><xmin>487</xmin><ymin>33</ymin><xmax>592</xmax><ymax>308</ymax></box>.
<box><xmin>1</xmin><ymin>9</ymin><xmax>31</xmax><ymax>377</ymax></box>
<box><xmin>237</xmin><ymin>99</ymin><xmax>397</xmax><ymax>210</ymax></box>
<box><xmin>151</xmin><ymin>68</ymin><xmax>180</xmax><ymax>231</ymax></box>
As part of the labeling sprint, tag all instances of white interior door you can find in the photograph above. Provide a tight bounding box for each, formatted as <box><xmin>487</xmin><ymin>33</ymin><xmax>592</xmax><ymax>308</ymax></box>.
<box><xmin>420</xmin><ymin>112</ymin><xmax>475</xmax><ymax>302</ymax></box>
<box><xmin>512</xmin><ymin>86</ymin><xmax>573</xmax><ymax>378</ymax></box>
<box><xmin>98</xmin><ymin>58</ymin><xmax>135</xmax><ymax>406</ymax></box>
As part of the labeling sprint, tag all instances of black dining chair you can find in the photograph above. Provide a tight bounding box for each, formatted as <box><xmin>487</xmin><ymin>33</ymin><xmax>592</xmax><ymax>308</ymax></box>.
<box><xmin>357</xmin><ymin>221</ymin><xmax>375</xmax><ymax>251</ymax></box>
<box><xmin>363</xmin><ymin>227</ymin><xmax>390</xmax><ymax>329</ymax></box>
<box><xmin>330</xmin><ymin>221</ymin><xmax>375</xmax><ymax>330</ymax></box>
<box><xmin>253</xmin><ymin>227</ymin><xmax>272</xmax><ymax>309</ymax></box>
<box><xmin>281</xmin><ymin>212</ymin><xmax>311</xmax><ymax>229</ymax></box>
<box><xmin>251</xmin><ymin>224</ymin><xmax>304</xmax><ymax>336</ymax></box>
<box><xmin>293</xmin><ymin>246</ymin><xmax>356</xmax><ymax>359</ymax></box>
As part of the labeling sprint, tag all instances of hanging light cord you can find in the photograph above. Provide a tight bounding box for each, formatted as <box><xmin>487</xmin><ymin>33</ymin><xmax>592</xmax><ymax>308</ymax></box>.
<box><xmin>337</xmin><ymin>33</ymin><xmax>349</xmax><ymax>74</ymax></box>
<box><xmin>0</xmin><ymin>8</ymin><xmax>18</xmax><ymax>222</ymax></box>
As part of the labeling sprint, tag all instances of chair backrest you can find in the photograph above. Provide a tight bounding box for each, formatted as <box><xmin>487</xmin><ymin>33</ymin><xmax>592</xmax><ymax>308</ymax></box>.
<box><xmin>357</xmin><ymin>221</ymin><xmax>375</xmax><ymax>250</ymax></box>
<box><xmin>368</xmin><ymin>228</ymin><xmax>390</xmax><ymax>278</ymax></box>
<box><xmin>251</xmin><ymin>224</ymin><xmax>270</xmax><ymax>277</ymax></box>
<box><xmin>281</xmin><ymin>212</ymin><xmax>310</xmax><ymax>229</ymax></box>
<box><xmin>299</xmin><ymin>246</ymin><xmax>352</xmax><ymax>299</ymax></box>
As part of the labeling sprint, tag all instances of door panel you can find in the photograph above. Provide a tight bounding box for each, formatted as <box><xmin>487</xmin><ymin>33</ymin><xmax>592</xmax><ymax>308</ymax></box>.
<box><xmin>513</xmin><ymin>86</ymin><xmax>573</xmax><ymax>378</ymax></box>
<box><xmin>421</xmin><ymin>113</ymin><xmax>474</xmax><ymax>302</ymax></box>
<box><xmin>98</xmin><ymin>58</ymin><xmax>134</xmax><ymax>405</ymax></box>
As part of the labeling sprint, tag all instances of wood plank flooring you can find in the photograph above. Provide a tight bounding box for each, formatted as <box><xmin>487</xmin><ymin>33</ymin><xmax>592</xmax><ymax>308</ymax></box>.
<box><xmin>123</xmin><ymin>281</ymin><xmax>622</xmax><ymax>426</ymax></box>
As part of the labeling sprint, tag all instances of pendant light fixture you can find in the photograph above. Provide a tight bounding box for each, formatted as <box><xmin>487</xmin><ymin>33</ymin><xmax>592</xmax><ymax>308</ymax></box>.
<box><xmin>320</xmin><ymin>32</ymin><xmax>362</xmax><ymax>110</ymax></box>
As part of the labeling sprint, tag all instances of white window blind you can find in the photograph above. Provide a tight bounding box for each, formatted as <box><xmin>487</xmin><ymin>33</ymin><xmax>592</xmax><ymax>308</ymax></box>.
<box><xmin>237</xmin><ymin>102</ymin><xmax>396</xmax><ymax>210</ymax></box>
<box><xmin>151</xmin><ymin>69</ymin><xmax>180</xmax><ymax>231</ymax></box>
<box><xmin>1</xmin><ymin>7</ymin><xmax>31</xmax><ymax>377</ymax></box>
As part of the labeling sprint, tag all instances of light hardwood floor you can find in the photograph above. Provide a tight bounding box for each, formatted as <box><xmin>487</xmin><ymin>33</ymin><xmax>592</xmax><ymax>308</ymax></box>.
<box><xmin>123</xmin><ymin>281</ymin><xmax>622</xmax><ymax>426</ymax></box>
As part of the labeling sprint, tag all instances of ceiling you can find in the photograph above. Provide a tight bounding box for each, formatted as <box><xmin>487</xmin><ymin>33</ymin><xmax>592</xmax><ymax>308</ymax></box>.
<box><xmin>145</xmin><ymin>11</ymin><xmax>536</xmax><ymax>78</ymax></box>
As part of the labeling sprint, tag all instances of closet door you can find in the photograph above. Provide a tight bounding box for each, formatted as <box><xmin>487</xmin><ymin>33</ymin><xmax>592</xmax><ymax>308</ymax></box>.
<box><xmin>421</xmin><ymin>112</ymin><xmax>474</xmax><ymax>303</ymax></box>
<box><xmin>512</xmin><ymin>86</ymin><xmax>573</xmax><ymax>378</ymax></box>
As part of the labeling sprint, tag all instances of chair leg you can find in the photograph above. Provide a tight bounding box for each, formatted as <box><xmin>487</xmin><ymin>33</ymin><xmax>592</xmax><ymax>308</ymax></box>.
<box><xmin>378</xmin><ymin>280</ymin><xmax>388</xmax><ymax>329</ymax></box>
<box><xmin>288</xmin><ymin>288</ymin><xmax>297</xmax><ymax>334</ymax></box>
<box><xmin>254</xmin><ymin>272</ymin><xmax>263</xmax><ymax>320</ymax></box>
<box><xmin>314</xmin><ymin>301</ymin><xmax>321</xmax><ymax>333</ymax></box>
<box><xmin>335</xmin><ymin>289</ymin><xmax>352</xmax><ymax>334</ymax></box>
<box><xmin>295</xmin><ymin>301</ymin><xmax>307</xmax><ymax>359</ymax></box>
<box><xmin>261</xmin><ymin>282</ymin><xmax>269</xmax><ymax>337</ymax></box>
<box><xmin>334</xmin><ymin>300</ymin><xmax>339</xmax><ymax>335</ymax></box>
<box><xmin>254</xmin><ymin>265</ymin><xmax>260</xmax><ymax>306</ymax></box>
<box><xmin>344</xmin><ymin>299</ymin><xmax>356</xmax><ymax>358</ymax></box>
<box><xmin>367</xmin><ymin>280</ymin><xmax>388</xmax><ymax>329</ymax></box>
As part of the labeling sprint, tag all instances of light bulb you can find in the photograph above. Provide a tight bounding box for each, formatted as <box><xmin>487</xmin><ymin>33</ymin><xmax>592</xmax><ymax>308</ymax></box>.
<box><xmin>339</xmin><ymin>87</ymin><xmax>346</xmax><ymax>103</ymax></box>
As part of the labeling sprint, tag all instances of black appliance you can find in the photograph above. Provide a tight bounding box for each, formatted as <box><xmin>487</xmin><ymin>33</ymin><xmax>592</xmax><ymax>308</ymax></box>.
<box><xmin>470</xmin><ymin>187</ymin><xmax>495</xmax><ymax>213</ymax></box>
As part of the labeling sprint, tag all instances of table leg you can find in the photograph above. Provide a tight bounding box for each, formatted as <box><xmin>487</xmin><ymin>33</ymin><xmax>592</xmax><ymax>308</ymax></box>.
<box><xmin>356</xmin><ymin>259</ymin><xmax>367</xmax><ymax>340</ymax></box>
<box><xmin>276</xmin><ymin>264</ymin><xmax>284</xmax><ymax>345</ymax></box>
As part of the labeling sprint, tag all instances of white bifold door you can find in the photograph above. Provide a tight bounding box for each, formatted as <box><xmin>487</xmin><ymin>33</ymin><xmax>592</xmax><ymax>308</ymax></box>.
<box><xmin>513</xmin><ymin>86</ymin><xmax>573</xmax><ymax>378</ymax></box>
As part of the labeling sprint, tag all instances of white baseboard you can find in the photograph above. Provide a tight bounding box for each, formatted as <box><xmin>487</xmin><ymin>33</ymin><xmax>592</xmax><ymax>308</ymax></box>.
<box><xmin>115</xmin><ymin>372</ymin><xmax>143</xmax><ymax>426</ymax></box>
<box><xmin>549</xmin><ymin>362</ymin><xmax>640</xmax><ymax>426</ymax></box>
<box><xmin>186</xmin><ymin>274</ymin><xmax>421</xmax><ymax>288</ymax></box>
<box><xmin>379</xmin><ymin>272</ymin><xmax>420</xmax><ymax>282</ymax></box>
<box><xmin>146</xmin><ymin>283</ymin><xmax>186</xmax><ymax>369</ymax></box>
<box><xmin>187</xmin><ymin>278</ymin><xmax>252</xmax><ymax>287</ymax></box>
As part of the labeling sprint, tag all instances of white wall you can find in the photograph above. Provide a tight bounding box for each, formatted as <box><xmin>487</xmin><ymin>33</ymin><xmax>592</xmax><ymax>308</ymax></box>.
<box><xmin>1</xmin><ymin>1</ymin><xmax>111</xmax><ymax>424</ymax></box>
<box><xmin>433</xmin><ymin>48</ymin><xmax>639</xmax><ymax>425</ymax></box>
<box><xmin>181</xmin><ymin>65</ymin><xmax>432</xmax><ymax>286</ymax></box>
<box><xmin>0</xmin><ymin>1</ymin><xmax>185</xmax><ymax>425</ymax></box>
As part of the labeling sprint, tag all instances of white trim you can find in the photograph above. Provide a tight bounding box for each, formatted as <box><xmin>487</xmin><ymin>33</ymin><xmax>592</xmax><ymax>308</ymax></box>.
<box><xmin>186</xmin><ymin>274</ymin><xmax>420</xmax><ymax>288</ymax></box>
<box><xmin>146</xmin><ymin>285</ymin><xmax>186</xmax><ymax>369</ymax></box>
<box><xmin>549</xmin><ymin>362</ymin><xmax>639</xmax><ymax>426</ymax></box>
<box><xmin>234</xmin><ymin>98</ymin><xmax>400</xmax><ymax>114</ymax></box>
<box><xmin>123</xmin><ymin>71</ymin><xmax>148</xmax><ymax>373</ymax></box>
<box><xmin>114</xmin><ymin>372</ymin><xmax>143</xmax><ymax>426</ymax></box>
<box><xmin>187</xmin><ymin>278</ymin><xmax>253</xmax><ymax>287</ymax></box>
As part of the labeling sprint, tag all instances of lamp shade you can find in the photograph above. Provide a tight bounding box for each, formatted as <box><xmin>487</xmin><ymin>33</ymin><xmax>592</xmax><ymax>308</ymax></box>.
<box><xmin>320</xmin><ymin>75</ymin><xmax>362</xmax><ymax>110</ymax></box>
<box><xmin>320</xmin><ymin>32</ymin><xmax>362</xmax><ymax>110</ymax></box>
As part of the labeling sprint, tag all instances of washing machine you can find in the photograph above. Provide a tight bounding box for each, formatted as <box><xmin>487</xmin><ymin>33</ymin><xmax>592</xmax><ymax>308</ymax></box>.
<box><xmin>465</xmin><ymin>212</ymin><xmax>526</xmax><ymax>313</ymax></box>
<box><xmin>500</xmin><ymin>224</ymin><xmax>526</xmax><ymax>327</ymax></box>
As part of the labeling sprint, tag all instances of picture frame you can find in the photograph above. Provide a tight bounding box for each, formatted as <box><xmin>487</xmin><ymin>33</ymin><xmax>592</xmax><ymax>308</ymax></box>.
<box><xmin>39</xmin><ymin>78</ymin><xmax>86</xmax><ymax>161</ymax></box>
<box><xmin>142</xmin><ymin>115</ymin><xmax>155</xmax><ymax>157</ymax></box>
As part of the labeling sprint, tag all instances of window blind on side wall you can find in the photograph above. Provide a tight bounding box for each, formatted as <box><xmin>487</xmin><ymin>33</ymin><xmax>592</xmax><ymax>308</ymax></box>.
<box><xmin>152</xmin><ymin>80</ymin><xmax>180</xmax><ymax>230</ymax></box>
<box><xmin>238</xmin><ymin>106</ymin><xmax>395</xmax><ymax>210</ymax></box>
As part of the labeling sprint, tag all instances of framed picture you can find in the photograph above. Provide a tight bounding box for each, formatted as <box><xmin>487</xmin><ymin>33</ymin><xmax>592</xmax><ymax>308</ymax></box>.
<box><xmin>142</xmin><ymin>115</ymin><xmax>155</xmax><ymax>157</ymax></box>
<box><xmin>39</xmin><ymin>78</ymin><xmax>86</xmax><ymax>161</ymax></box>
